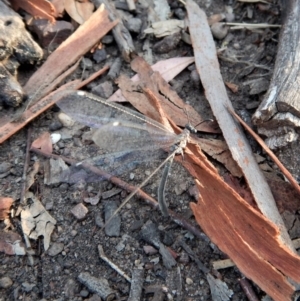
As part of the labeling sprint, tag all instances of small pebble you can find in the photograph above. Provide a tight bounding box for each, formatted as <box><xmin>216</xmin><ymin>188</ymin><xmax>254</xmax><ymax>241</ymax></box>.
<box><xmin>91</xmin><ymin>81</ymin><xmax>114</xmax><ymax>99</ymax></box>
<box><xmin>81</xmin><ymin>57</ymin><xmax>93</xmax><ymax>70</ymax></box>
<box><xmin>178</xmin><ymin>252</ymin><xmax>190</xmax><ymax>264</ymax></box>
<box><xmin>93</xmin><ymin>48</ymin><xmax>107</xmax><ymax>63</ymax></box>
<box><xmin>64</xmin><ymin>278</ymin><xmax>77</xmax><ymax>298</ymax></box>
<box><xmin>102</xmin><ymin>35</ymin><xmax>114</xmax><ymax>44</ymax></box>
<box><xmin>211</xmin><ymin>22</ymin><xmax>228</xmax><ymax>40</ymax></box>
<box><xmin>129</xmin><ymin>173</ymin><xmax>135</xmax><ymax>180</ymax></box>
<box><xmin>22</xmin><ymin>282</ymin><xmax>35</xmax><ymax>292</ymax></box>
<box><xmin>186</xmin><ymin>278</ymin><xmax>193</xmax><ymax>285</ymax></box>
<box><xmin>153</xmin><ymin>32</ymin><xmax>181</xmax><ymax>54</ymax></box>
<box><xmin>48</xmin><ymin>242</ymin><xmax>64</xmax><ymax>256</ymax></box>
<box><xmin>95</xmin><ymin>213</ymin><xmax>104</xmax><ymax>228</ymax></box>
<box><xmin>143</xmin><ymin>245</ymin><xmax>158</xmax><ymax>255</ymax></box>
<box><xmin>49</xmin><ymin>120</ymin><xmax>63</xmax><ymax>131</ymax></box>
<box><xmin>58</xmin><ymin>112</ymin><xmax>75</xmax><ymax>127</ymax></box>
<box><xmin>45</xmin><ymin>200</ymin><xmax>54</xmax><ymax>210</ymax></box>
<box><xmin>126</xmin><ymin>17</ymin><xmax>142</xmax><ymax>33</ymax></box>
<box><xmin>71</xmin><ymin>203</ymin><xmax>88</xmax><ymax>220</ymax></box>
<box><xmin>51</xmin><ymin>133</ymin><xmax>61</xmax><ymax>144</ymax></box>
<box><xmin>70</xmin><ymin>230</ymin><xmax>78</xmax><ymax>237</ymax></box>
<box><xmin>0</xmin><ymin>162</ymin><xmax>11</xmax><ymax>173</ymax></box>
<box><xmin>0</xmin><ymin>277</ymin><xmax>13</xmax><ymax>288</ymax></box>
<box><xmin>80</xmin><ymin>289</ymin><xmax>89</xmax><ymax>297</ymax></box>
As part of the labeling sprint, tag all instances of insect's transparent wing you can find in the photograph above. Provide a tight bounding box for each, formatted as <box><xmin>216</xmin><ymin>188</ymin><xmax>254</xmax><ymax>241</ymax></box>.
<box><xmin>57</xmin><ymin>90</ymin><xmax>179</xmax><ymax>153</ymax></box>
<box><xmin>61</xmin><ymin>148</ymin><xmax>167</xmax><ymax>183</ymax></box>
<box><xmin>56</xmin><ymin>90</ymin><xmax>179</xmax><ymax>183</ymax></box>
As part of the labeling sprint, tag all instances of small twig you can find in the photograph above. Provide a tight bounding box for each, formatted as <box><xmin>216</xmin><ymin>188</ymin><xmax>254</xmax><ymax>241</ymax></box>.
<box><xmin>220</xmin><ymin>22</ymin><xmax>281</xmax><ymax>29</ymax></box>
<box><xmin>239</xmin><ymin>277</ymin><xmax>260</xmax><ymax>301</ymax></box>
<box><xmin>227</xmin><ymin>106</ymin><xmax>300</xmax><ymax>195</ymax></box>
<box><xmin>23</xmin><ymin>233</ymin><xmax>34</xmax><ymax>266</ymax></box>
<box><xmin>98</xmin><ymin>245</ymin><xmax>131</xmax><ymax>283</ymax></box>
<box><xmin>30</xmin><ymin>147</ymin><xmax>209</xmax><ymax>242</ymax></box>
<box><xmin>212</xmin><ymin>258</ymin><xmax>235</xmax><ymax>270</ymax></box>
<box><xmin>20</xmin><ymin>128</ymin><xmax>32</xmax><ymax>205</ymax></box>
<box><xmin>218</xmin><ymin>55</ymin><xmax>271</xmax><ymax>71</ymax></box>
<box><xmin>238</xmin><ymin>0</ymin><xmax>271</xmax><ymax>3</ymax></box>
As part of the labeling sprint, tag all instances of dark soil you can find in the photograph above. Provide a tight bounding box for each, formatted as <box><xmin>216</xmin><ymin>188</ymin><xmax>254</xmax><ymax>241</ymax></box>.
<box><xmin>1</xmin><ymin>1</ymin><xmax>296</xmax><ymax>301</ymax></box>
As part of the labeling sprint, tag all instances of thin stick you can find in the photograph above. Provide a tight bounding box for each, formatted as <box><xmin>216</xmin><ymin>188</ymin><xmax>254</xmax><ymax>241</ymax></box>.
<box><xmin>227</xmin><ymin>106</ymin><xmax>300</xmax><ymax>195</ymax></box>
<box><xmin>98</xmin><ymin>245</ymin><xmax>131</xmax><ymax>282</ymax></box>
<box><xmin>20</xmin><ymin>128</ymin><xmax>32</xmax><ymax>205</ymax></box>
<box><xmin>220</xmin><ymin>22</ymin><xmax>281</xmax><ymax>29</ymax></box>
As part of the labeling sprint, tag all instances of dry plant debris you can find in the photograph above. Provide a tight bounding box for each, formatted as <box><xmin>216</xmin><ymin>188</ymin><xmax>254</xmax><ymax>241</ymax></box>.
<box><xmin>0</xmin><ymin>231</ymin><xmax>26</xmax><ymax>255</ymax></box>
<box><xmin>0</xmin><ymin>0</ymin><xmax>300</xmax><ymax>300</ymax></box>
<box><xmin>20</xmin><ymin>192</ymin><xmax>56</xmax><ymax>251</ymax></box>
<box><xmin>0</xmin><ymin>197</ymin><xmax>13</xmax><ymax>220</ymax></box>
<box><xmin>10</xmin><ymin>0</ymin><xmax>57</xmax><ymax>23</ymax></box>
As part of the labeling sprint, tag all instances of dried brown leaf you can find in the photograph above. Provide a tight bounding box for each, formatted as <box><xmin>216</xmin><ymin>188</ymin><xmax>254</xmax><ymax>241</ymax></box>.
<box><xmin>225</xmin><ymin>81</ymin><xmax>239</xmax><ymax>93</ymax></box>
<box><xmin>108</xmin><ymin>57</ymin><xmax>195</xmax><ymax>102</ymax></box>
<box><xmin>116</xmin><ymin>56</ymin><xmax>218</xmax><ymax>134</ymax></box>
<box><xmin>21</xmin><ymin>192</ymin><xmax>56</xmax><ymax>251</ymax></box>
<box><xmin>64</xmin><ymin>0</ymin><xmax>94</xmax><ymax>24</ymax></box>
<box><xmin>31</xmin><ymin>132</ymin><xmax>53</xmax><ymax>154</ymax></box>
<box><xmin>51</xmin><ymin>0</ymin><xmax>65</xmax><ymax>17</ymax></box>
<box><xmin>25</xmin><ymin>161</ymin><xmax>40</xmax><ymax>192</ymax></box>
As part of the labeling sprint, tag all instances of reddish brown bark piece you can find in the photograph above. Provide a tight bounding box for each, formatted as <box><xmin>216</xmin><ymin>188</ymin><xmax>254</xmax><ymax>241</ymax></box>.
<box><xmin>10</xmin><ymin>0</ymin><xmax>56</xmax><ymax>23</ymax></box>
<box><xmin>0</xmin><ymin>197</ymin><xmax>13</xmax><ymax>220</ymax></box>
<box><xmin>24</xmin><ymin>4</ymin><xmax>117</xmax><ymax>105</ymax></box>
<box><xmin>184</xmin><ymin>140</ymin><xmax>300</xmax><ymax>301</ymax></box>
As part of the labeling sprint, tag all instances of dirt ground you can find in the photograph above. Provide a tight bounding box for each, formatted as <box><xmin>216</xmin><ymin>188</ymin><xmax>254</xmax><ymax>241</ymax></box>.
<box><xmin>1</xmin><ymin>1</ymin><xmax>296</xmax><ymax>300</ymax></box>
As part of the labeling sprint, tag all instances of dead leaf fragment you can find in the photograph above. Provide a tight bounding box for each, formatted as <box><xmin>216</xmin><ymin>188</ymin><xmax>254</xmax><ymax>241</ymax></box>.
<box><xmin>0</xmin><ymin>231</ymin><xmax>26</xmax><ymax>255</ymax></box>
<box><xmin>21</xmin><ymin>192</ymin><xmax>56</xmax><ymax>251</ymax></box>
<box><xmin>31</xmin><ymin>132</ymin><xmax>53</xmax><ymax>154</ymax></box>
<box><xmin>64</xmin><ymin>0</ymin><xmax>94</xmax><ymax>24</ymax></box>
<box><xmin>144</xmin><ymin>20</ymin><xmax>185</xmax><ymax>37</ymax></box>
<box><xmin>108</xmin><ymin>57</ymin><xmax>195</xmax><ymax>102</ymax></box>
<box><xmin>225</xmin><ymin>82</ymin><xmax>239</xmax><ymax>93</ymax></box>
<box><xmin>25</xmin><ymin>161</ymin><xmax>40</xmax><ymax>192</ymax></box>
<box><xmin>0</xmin><ymin>197</ymin><xmax>13</xmax><ymax>220</ymax></box>
<box><xmin>51</xmin><ymin>0</ymin><xmax>65</xmax><ymax>17</ymax></box>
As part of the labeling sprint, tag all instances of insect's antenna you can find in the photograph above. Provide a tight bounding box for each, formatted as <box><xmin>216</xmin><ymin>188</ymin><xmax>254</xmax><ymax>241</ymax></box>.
<box><xmin>182</xmin><ymin>107</ymin><xmax>191</xmax><ymax>126</ymax></box>
<box><xmin>100</xmin><ymin>150</ymin><xmax>178</xmax><ymax>232</ymax></box>
<box><xmin>194</xmin><ymin>119</ymin><xmax>215</xmax><ymax>129</ymax></box>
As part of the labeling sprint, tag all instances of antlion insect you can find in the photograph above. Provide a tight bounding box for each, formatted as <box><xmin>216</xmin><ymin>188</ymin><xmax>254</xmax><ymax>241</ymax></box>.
<box><xmin>57</xmin><ymin>90</ymin><xmax>198</xmax><ymax>225</ymax></box>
